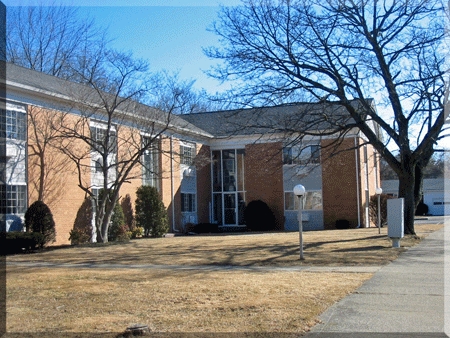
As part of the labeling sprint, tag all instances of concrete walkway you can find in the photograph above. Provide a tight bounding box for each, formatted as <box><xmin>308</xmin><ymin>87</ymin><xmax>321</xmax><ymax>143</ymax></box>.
<box><xmin>307</xmin><ymin>226</ymin><xmax>449</xmax><ymax>338</ymax></box>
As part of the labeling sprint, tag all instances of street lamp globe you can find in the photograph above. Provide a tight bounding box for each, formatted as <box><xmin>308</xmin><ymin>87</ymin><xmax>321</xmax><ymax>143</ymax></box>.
<box><xmin>294</xmin><ymin>184</ymin><xmax>306</xmax><ymax>197</ymax></box>
<box><xmin>376</xmin><ymin>187</ymin><xmax>383</xmax><ymax>195</ymax></box>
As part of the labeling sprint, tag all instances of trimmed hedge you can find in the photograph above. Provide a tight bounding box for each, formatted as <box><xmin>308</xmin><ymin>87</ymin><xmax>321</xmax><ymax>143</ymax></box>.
<box><xmin>244</xmin><ymin>200</ymin><xmax>276</xmax><ymax>231</ymax></box>
<box><xmin>2</xmin><ymin>232</ymin><xmax>45</xmax><ymax>255</ymax></box>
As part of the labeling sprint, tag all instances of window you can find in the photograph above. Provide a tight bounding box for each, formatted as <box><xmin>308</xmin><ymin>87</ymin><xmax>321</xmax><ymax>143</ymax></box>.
<box><xmin>284</xmin><ymin>191</ymin><xmax>322</xmax><ymax>211</ymax></box>
<box><xmin>94</xmin><ymin>159</ymin><xmax>103</xmax><ymax>173</ymax></box>
<box><xmin>0</xmin><ymin>160</ymin><xmax>5</xmax><ymax>182</ymax></box>
<box><xmin>0</xmin><ymin>185</ymin><xmax>27</xmax><ymax>214</ymax></box>
<box><xmin>142</xmin><ymin>137</ymin><xmax>159</xmax><ymax>188</ymax></box>
<box><xmin>181</xmin><ymin>193</ymin><xmax>196</xmax><ymax>212</ymax></box>
<box><xmin>90</xmin><ymin>125</ymin><xmax>117</xmax><ymax>153</ymax></box>
<box><xmin>303</xmin><ymin>191</ymin><xmax>323</xmax><ymax>210</ymax></box>
<box><xmin>91</xmin><ymin>188</ymin><xmax>101</xmax><ymax>214</ymax></box>
<box><xmin>309</xmin><ymin>145</ymin><xmax>320</xmax><ymax>164</ymax></box>
<box><xmin>433</xmin><ymin>199</ymin><xmax>450</xmax><ymax>205</ymax></box>
<box><xmin>284</xmin><ymin>192</ymin><xmax>300</xmax><ymax>211</ymax></box>
<box><xmin>180</xmin><ymin>141</ymin><xmax>195</xmax><ymax>166</ymax></box>
<box><xmin>283</xmin><ymin>144</ymin><xmax>320</xmax><ymax>165</ymax></box>
<box><xmin>0</xmin><ymin>109</ymin><xmax>26</xmax><ymax>141</ymax></box>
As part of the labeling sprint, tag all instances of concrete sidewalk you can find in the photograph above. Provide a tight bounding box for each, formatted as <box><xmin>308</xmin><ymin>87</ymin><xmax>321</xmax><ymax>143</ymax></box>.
<box><xmin>307</xmin><ymin>226</ymin><xmax>449</xmax><ymax>338</ymax></box>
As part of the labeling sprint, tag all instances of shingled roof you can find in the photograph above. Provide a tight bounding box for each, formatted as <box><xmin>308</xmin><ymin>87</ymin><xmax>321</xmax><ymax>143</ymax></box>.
<box><xmin>181</xmin><ymin>100</ymin><xmax>369</xmax><ymax>138</ymax></box>
<box><xmin>5</xmin><ymin>63</ymin><xmax>212</xmax><ymax>139</ymax></box>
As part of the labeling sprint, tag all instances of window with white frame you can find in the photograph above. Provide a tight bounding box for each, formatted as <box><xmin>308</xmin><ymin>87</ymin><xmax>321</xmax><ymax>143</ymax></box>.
<box><xmin>0</xmin><ymin>184</ymin><xmax>27</xmax><ymax>214</ymax></box>
<box><xmin>94</xmin><ymin>159</ymin><xmax>103</xmax><ymax>173</ymax></box>
<box><xmin>284</xmin><ymin>190</ymin><xmax>323</xmax><ymax>211</ymax></box>
<box><xmin>90</xmin><ymin>124</ymin><xmax>117</xmax><ymax>153</ymax></box>
<box><xmin>90</xmin><ymin>122</ymin><xmax>117</xmax><ymax>187</ymax></box>
<box><xmin>181</xmin><ymin>193</ymin><xmax>196</xmax><ymax>212</ymax></box>
<box><xmin>283</xmin><ymin>144</ymin><xmax>320</xmax><ymax>165</ymax></box>
<box><xmin>142</xmin><ymin>136</ymin><xmax>159</xmax><ymax>188</ymax></box>
<box><xmin>0</xmin><ymin>108</ymin><xmax>26</xmax><ymax>141</ymax></box>
<box><xmin>180</xmin><ymin>141</ymin><xmax>195</xmax><ymax>166</ymax></box>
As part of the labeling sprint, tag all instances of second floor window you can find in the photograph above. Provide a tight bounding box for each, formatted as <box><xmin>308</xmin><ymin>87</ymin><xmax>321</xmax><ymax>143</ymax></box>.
<box><xmin>181</xmin><ymin>193</ymin><xmax>196</xmax><ymax>212</ymax></box>
<box><xmin>142</xmin><ymin>137</ymin><xmax>159</xmax><ymax>188</ymax></box>
<box><xmin>0</xmin><ymin>108</ymin><xmax>26</xmax><ymax>141</ymax></box>
<box><xmin>90</xmin><ymin>125</ymin><xmax>117</xmax><ymax>153</ymax></box>
<box><xmin>283</xmin><ymin>144</ymin><xmax>320</xmax><ymax>165</ymax></box>
<box><xmin>180</xmin><ymin>141</ymin><xmax>195</xmax><ymax>166</ymax></box>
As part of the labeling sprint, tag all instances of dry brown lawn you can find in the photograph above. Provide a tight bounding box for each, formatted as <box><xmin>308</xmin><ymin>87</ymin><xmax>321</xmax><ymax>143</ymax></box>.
<box><xmin>5</xmin><ymin>223</ymin><xmax>443</xmax><ymax>336</ymax></box>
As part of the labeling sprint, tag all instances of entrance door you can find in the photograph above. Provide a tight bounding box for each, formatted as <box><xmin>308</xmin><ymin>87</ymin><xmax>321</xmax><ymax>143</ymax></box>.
<box><xmin>212</xmin><ymin>149</ymin><xmax>245</xmax><ymax>226</ymax></box>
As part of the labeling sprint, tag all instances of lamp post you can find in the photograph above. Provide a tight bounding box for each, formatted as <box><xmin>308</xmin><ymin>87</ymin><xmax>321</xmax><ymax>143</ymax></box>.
<box><xmin>376</xmin><ymin>187</ymin><xmax>383</xmax><ymax>234</ymax></box>
<box><xmin>294</xmin><ymin>184</ymin><xmax>306</xmax><ymax>260</ymax></box>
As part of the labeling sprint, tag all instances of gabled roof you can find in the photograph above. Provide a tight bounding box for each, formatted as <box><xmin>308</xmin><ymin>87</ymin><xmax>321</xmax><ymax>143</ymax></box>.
<box><xmin>182</xmin><ymin>100</ymin><xmax>372</xmax><ymax>138</ymax></box>
<box><xmin>4</xmin><ymin>63</ymin><xmax>213</xmax><ymax>139</ymax></box>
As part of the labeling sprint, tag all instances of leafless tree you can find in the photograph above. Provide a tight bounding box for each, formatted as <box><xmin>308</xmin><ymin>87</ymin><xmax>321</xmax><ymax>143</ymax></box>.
<box><xmin>146</xmin><ymin>70</ymin><xmax>222</xmax><ymax>114</ymax></box>
<box><xmin>205</xmin><ymin>0</ymin><xmax>449</xmax><ymax>234</ymax></box>
<box><xmin>56</xmin><ymin>50</ymin><xmax>176</xmax><ymax>243</ymax></box>
<box><xmin>6</xmin><ymin>2</ymin><xmax>109</xmax><ymax>81</ymax></box>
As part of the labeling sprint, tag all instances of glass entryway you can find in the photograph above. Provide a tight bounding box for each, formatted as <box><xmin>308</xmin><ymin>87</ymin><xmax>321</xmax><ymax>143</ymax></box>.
<box><xmin>212</xmin><ymin>149</ymin><xmax>245</xmax><ymax>226</ymax></box>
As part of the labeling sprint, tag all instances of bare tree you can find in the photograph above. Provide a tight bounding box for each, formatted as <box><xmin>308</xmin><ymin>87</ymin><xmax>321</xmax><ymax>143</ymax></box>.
<box><xmin>6</xmin><ymin>2</ymin><xmax>109</xmax><ymax>81</ymax></box>
<box><xmin>205</xmin><ymin>0</ymin><xmax>449</xmax><ymax>234</ymax></box>
<box><xmin>146</xmin><ymin>70</ymin><xmax>222</xmax><ymax>114</ymax></box>
<box><xmin>56</xmin><ymin>50</ymin><xmax>175</xmax><ymax>243</ymax></box>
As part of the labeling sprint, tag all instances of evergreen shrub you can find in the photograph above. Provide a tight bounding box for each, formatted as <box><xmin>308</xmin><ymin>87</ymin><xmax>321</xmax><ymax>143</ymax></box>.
<box><xmin>244</xmin><ymin>200</ymin><xmax>276</xmax><ymax>231</ymax></box>
<box><xmin>109</xmin><ymin>201</ymin><xmax>126</xmax><ymax>241</ymax></box>
<box><xmin>24</xmin><ymin>200</ymin><xmax>56</xmax><ymax>247</ymax></box>
<box><xmin>135</xmin><ymin>186</ymin><xmax>168</xmax><ymax>238</ymax></box>
<box><xmin>3</xmin><ymin>232</ymin><xmax>45</xmax><ymax>254</ymax></box>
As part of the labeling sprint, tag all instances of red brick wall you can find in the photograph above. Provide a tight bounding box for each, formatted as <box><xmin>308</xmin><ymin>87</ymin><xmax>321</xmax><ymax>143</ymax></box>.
<box><xmin>28</xmin><ymin>108</ymin><xmax>89</xmax><ymax>245</ymax></box>
<box><xmin>245</xmin><ymin>142</ymin><xmax>284</xmax><ymax>230</ymax></box>
<box><xmin>115</xmin><ymin>126</ymin><xmax>144</xmax><ymax>226</ymax></box>
<box><xmin>195</xmin><ymin>144</ymin><xmax>211</xmax><ymax>224</ymax></box>
<box><xmin>321</xmin><ymin>138</ymin><xmax>359</xmax><ymax>229</ymax></box>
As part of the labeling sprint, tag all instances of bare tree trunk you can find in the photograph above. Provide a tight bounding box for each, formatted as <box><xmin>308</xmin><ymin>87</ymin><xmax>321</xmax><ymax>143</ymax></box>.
<box><xmin>398</xmin><ymin>170</ymin><xmax>416</xmax><ymax>235</ymax></box>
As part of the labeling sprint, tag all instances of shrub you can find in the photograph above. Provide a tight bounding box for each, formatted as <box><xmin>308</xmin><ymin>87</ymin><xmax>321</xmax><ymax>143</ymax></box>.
<box><xmin>135</xmin><ymin>186</ymin><xmax>169</xmax><ymax>238</ymax></box>
<box><xmin>115</xmin><ymin>224</ymin><xmax>131</xmax><ymax>242</ymax></box>
<box><xmin>415</xmin><ymin>202</ymin><xmax>429</xmax><ymax>216</ymax></box>
<box><xmin>131</xmin><ymin>226</ymin><xmax>144</xmax><ymax>239</ymax></box>
<box><xmin>369</xmin><ymin>194</ymin><xmax>395</xmax><ymax>227</ymax></box>
<box><xmin>244</xmin><ymin>200</ymin><xmax>276</xmax><ymax>231</ymax></box>
<box><xmin>335</xmin><ymin>219</ymin><xmax>350</xmax><ymax>229</ymax></box>
<box><xmin>3</xmin><ymin>232</ymin><xmax>45</xmax><ymax>254</ymax></box>
<box><xmin>109</xmin><ymin>201</ymin><xmax>126</xmax><ymax>241</ymax></box>
<box><xmin>186</xmin><ymin>223</ymin><xmax>219</xmax><ymax>234</ymax></box>
<box><xmin>24</xmin><ymin>201</ymin><xmax>56</xmax><ymax>247</ymax></box>
<box><xmin>69</xmin><ymin>228</ymin><xmax>91</xmax><ymax>245</ymax></box>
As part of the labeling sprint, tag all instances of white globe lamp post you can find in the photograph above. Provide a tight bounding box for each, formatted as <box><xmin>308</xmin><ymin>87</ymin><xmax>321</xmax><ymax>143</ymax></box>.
<box><xmin>294</xmin><ymin>184</ymin><xmax>306</xmax><ymax>260</ymax></box>
<box><xmin>376</xmin><ymin>187</ymin><xmax>383</xmax><ymax>234</ymax></box>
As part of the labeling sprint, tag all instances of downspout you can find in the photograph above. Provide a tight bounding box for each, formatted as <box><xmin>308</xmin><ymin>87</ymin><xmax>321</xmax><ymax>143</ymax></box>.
<box><xmin>354</xmin><ymin>134</ymin><xmax>361</xmax><ymax>228</ymax></box>
<box><xmin>170</xmin><ymin>135</ymin><xmax>178</xmax><ymax>232</ymax></box>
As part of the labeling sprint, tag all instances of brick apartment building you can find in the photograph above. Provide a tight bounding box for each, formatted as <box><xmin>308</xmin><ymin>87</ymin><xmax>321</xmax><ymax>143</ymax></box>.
<box><xmin>1</xmin><ymin>63</ymin><xmax>381</xmax><ymax>245</ymax></box>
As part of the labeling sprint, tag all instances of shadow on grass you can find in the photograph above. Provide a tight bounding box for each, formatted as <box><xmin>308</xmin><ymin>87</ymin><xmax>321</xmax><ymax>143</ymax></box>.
<box><xmin>331</xmin><ymin>245</ymin><xmax>386</xmax><ymax>252</ymax></box>
<box><xmin>6</xmin><ymin>231</ymin><xmax>403</xmax><ymax>267</ymax></box>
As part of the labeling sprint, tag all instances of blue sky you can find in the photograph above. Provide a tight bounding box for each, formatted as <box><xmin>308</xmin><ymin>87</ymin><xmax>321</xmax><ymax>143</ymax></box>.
<box><xmin>3</xmin><ymin>1</ymin><xmax>242</xmax><ymax>94</ymax></box>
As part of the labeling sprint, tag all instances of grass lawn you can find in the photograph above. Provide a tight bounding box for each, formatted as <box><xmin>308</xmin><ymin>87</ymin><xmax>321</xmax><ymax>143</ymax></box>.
<box><xmin>5</xmin><ymin>223</ymin><xmax>443</xmax><ymax>336</ymax></box>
